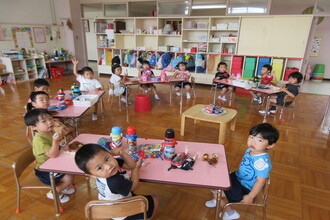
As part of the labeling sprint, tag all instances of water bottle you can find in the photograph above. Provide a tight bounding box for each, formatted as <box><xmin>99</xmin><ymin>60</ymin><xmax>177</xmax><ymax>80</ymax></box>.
<box><xmin>110</xmin><ymin>126</ymin><xmax>123</xmax><ymax>149</ymax></box>
<box><xmin>162</xmin><ymin>129</ymin><xmax>177</xmax><ymax>161</ymax></box>
<box><xmin>124</xmin><ymin>126</ymin><xmax>138</xmax><ymax>155</ymax></box>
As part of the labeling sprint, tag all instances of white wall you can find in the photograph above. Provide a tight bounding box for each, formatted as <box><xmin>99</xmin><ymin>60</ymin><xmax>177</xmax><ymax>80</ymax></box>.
<box><xmin>308</xmin><ymin>16</ymin><xmax>330</xmax><ymax>79</ymax></box>
<box><xmin>0</xmin><ymin>0</ymin><xmax>54</xmax><ymax>24</ymax></box>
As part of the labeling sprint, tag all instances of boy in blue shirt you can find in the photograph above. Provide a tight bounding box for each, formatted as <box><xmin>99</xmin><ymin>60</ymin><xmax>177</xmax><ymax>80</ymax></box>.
<box><xmin>205</xmin><ymin>123</ymin><xmax>279</xmax><ymax>220</ymax></box>
<box><xmin>75</xmin><ymin>144</ymin><xmax>158</xmax><ymax>220</ymax></box>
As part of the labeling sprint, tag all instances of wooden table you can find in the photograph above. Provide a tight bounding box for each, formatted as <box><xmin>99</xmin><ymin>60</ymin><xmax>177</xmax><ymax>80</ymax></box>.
<box><xmin>213</xmin><ymin>79</ymin><xmax>282</xmax><ymax>122</ymax></box>
<box><xmin>180</xmin><ymin>104</ymin><xmax>237</xmax><ymax>144</ymax></box>
<box><xmin>50</xmin><ymin>90</ymin><xmax>105</xmax><ymax>135</ymax></box>
<box><xmin>124</xmin><ymin>76</ymin><xmax>186</xmax><ymax>113</ymax></box>
<box><xmin>39</xmin><ymin>134</ymin><xmax>231</xmax><ymax>219</ymax></box>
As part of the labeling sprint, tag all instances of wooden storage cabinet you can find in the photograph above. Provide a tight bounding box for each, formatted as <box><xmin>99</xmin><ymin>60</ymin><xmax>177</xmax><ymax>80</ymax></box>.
<box><xmin>94</xmin><ymin>16</ymin><xmax>307</xmax><ymax>84</ymax></box>
<box><xmin>0</xmin><ymin>56</ymin><xmax>46</xmax><ymax>83</ymax></box>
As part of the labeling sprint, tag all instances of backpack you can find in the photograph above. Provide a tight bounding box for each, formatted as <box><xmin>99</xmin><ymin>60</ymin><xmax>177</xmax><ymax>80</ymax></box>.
<box><xmin>171</xmin><ymin>55</ymin><xmax>184</xmax><ymax>69</ymax></box>
<box><xmin>161</xmin><ymin>52</ymin><xmax>172</xmax><ymax>69</ymax></box>
<box><xmin>185</xmin><ymin>55</ymin><xmax>195</xmax><ymax>71</ymax></box>
<box><xmin>196</xmin><ymin>54</ymin><xmax>205</xmax><ymax>73</ymax></box>
<box><xmin>149</xmin><ymin>53</ymin><xmax>157</xmax><ymax>67</ymax></box>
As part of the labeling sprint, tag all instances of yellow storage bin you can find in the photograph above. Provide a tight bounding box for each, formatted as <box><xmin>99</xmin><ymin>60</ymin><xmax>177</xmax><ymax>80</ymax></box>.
<box><xmin>272</xmin><ymin>58</ymin><xmax>284</xmax><ymax>81</ymax></box>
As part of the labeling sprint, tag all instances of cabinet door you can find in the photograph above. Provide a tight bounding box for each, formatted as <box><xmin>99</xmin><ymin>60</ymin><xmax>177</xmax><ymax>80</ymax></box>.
<box><xmin>268</xmin><ymin>16</ymin><xmax>313</xmax><ymax>58</ymax></box>
<box><xmin>237</xmin><ymin>17</ymin><xmax>272</xmax><ymax>56</ymax></box>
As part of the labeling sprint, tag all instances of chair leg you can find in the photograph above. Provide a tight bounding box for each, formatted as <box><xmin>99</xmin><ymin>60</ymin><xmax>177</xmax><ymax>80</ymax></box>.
<box><xmin>262</xmin><ymin>206</ymin><xmax>267</xmax><ymax>220</ymax></box>
<box><xmin>16</xmin><ymin>187</ymin><xmax>21</xmax><ymax>213</ymax></box>
<box><xmin>280</xmin><ymin>105</ymin><xmax>285</xmax><ymax>121</ymax></box>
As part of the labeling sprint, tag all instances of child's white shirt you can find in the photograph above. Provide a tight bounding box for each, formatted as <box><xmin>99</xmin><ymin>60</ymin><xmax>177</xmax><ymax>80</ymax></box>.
<box><xmin>77</xmin><ymin>75</ymin><xmax>102</xmax><ymax>91</ymax></box>
<box><xmin>109</xmin><ymin>74</ymin><xmax>125</xmax><ymax>96</ymax></box>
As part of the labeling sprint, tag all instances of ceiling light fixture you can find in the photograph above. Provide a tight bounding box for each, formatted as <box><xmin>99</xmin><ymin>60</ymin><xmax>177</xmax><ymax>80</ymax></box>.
<box><xmin>192</xmin><ymin>5</ymin><xmax>227</xmax><ymax>9</ymax></box>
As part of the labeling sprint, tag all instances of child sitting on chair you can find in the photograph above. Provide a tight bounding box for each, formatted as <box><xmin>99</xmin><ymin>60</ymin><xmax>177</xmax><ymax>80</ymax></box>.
<box><xmin>75</xmin><ymin>144</ymin><xmax>158</xmax><ymax>220</ymax></box>
<box><xmin>259</xmin><ymin>71</ymin><xmax>303</xmax><ymax>114</ymax></box>
<box><xmin>205</xmin><ymin>123</ymin><xmax>279</xmax><ymax>220</ymax></box>
<box><xmin>110</xmin><ymin>64</ymin><xmax>130</xmax><ymax>104</ymax></box>
<box><xmin>27</xmin><ymin>91</ymin><xmax>76</xmax><ymax>138</ymax></box>
<box><xmin>24</xmin><ymin>109</ymin><xmax>75</xmax><ymax>203</ymax></box>
<box><xmin>251</xmin><ymin>64</ymin><xmax>275</xmax><ymax>105</ymax></box>
<box><xmin>72</xmin><ymin>58</ymin><xmax>102</xmax><ymax>121</ymax></box>
<box><xmin>138</xmin><ymin>60</ymin><xmax>160</xmax><ymax>101</ymax></box>
<box><xmin>173</xmin><ymin>62</ymin><xmax>192</xmax><ymax>99</ymax></box>
<box><xmin>213</xmin><ymin>62</ymin><xmax>233</xmax><ymax>101</ymax></box>
<box><xmin>33</xmin><ymin>78</ymin><xmax>50</xmax><ymax>93</ymax></box>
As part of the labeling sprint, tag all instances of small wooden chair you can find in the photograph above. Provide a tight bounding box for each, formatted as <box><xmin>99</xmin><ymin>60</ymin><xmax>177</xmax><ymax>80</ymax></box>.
<box><xmin>12</xmin><ymin>147</ymin><xmax>56</xmax><ymax>214</ymax></box>
<box><xmin>108</xmin><ymin>82</ymin><xmax>121</xmax><ymax>110</ymax></box>
<box><xmin>222</xmin><ymin>178</ymin><xmax>271</xmax><ymax>220</ymax></box>
<box><xmin>85</xmin><ymin>196</ymin><xmax>149</xmax><ymax>220</ymax></box>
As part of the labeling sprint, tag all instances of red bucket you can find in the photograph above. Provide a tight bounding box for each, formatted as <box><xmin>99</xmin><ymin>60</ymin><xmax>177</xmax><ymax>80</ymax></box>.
<box><xmin>134</xmin><ymin>94</ymin><xmax>151</xmax><ymax>112</ymax></box>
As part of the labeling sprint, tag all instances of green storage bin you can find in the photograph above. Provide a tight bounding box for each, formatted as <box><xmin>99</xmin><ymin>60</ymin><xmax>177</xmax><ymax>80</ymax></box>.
<box><xmin>243</xmin><ymin>69</ymin><xmax>255</xmax><ymax>78</ymax></box>
<box><xmin>245</xmin><ymin>57</ymin><xmax>257</xmax><ymax>63</ymax></box>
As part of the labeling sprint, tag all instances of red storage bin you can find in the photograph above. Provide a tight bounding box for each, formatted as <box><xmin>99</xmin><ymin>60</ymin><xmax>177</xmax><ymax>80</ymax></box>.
<box><xmin>51</xmin><ymin>67</ymin><xmax>64</xmax><ymax>78</ymax></box>
<box><xmin>284</xmin><ymin>68</ymin><xmax>299</xmax><ymax>81</ymax></box>
<box><xmin>236</xmin><ymin>88</ymin><xmax>250</xmax><ymax>94</ymax></box>
<box><xmin>134</xmin><ymin>94</ymin><xmax>151</xmax><ymax>112</ymax></box>
<box><xmin>232</xmin><ymin>56</ymin><xmax>243</xmax><ymax>62</ymax></box>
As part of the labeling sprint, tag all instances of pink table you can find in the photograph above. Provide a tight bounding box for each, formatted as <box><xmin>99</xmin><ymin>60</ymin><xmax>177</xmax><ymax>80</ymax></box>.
<box><xmin>39</xmin><ymin>134</ymin><xmax>230</xmax><ymax>219</ymax></box>
<box><xmin>124</xmin><ymin>76</ymin><xmax>186</xmax><ymax>113</ymax></box>
<box><xmin>50</xmin><ymin>90</ymin><xmax>105</xmax><ymax>135</ymax></box>
<box><xmin>214</xmin><ymin>79</ymin><xmax>283</xmax><ymax>122</ymax></box>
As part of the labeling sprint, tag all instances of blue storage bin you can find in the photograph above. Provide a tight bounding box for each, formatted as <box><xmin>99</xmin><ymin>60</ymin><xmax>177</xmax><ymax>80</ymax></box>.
<box><xmin>257</xmin><ymin>57</ymin><xmax>271</xmax><ymax>75</ymax></box>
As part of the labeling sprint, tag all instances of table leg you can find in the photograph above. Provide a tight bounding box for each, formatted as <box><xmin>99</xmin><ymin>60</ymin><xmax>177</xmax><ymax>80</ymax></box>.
<box><xmin>100</xmin><ymin>97</ymin><xmax>105</xmax><ymax>118</ymax></box>
<box><xmin>49</xmin><ymin>172</ymin><xmax>61</xmax><ymax>216</ymax></box>
<box><xmin>170</xmin><ymin>83</ymin><xmax>172</xmax><ymax>105</ymax></box>
<box><xmin>47</xmin><ymin>63</ymin><xmax>52</xmax><ymax>78</ymax></box>
<box><xmin>213</xmin><ymin>84</ymin><xmax>217</xmax><ymax>104</ymax></box>
<box><xmin>215</xmin><ymin>189</ymin><xmax>222</xmax><ymax>220</ymax></box>
<box><xmin>126</xmin><ymin>86</ymin><xmax>129</xmax><ymax>109</ymax></box>
<box><xmin>322</xmin><ymin>96</ymin><xmax>330</xmax><ymax>120</ymax></box>
<box><xmin>263</xmin><ymin>95</ymin><xmax>271</xmax><ymax>123</ymax></box>
<box><xmin>180</xmin><ymin>82</ymin><xmax>183</xmax><ymax>115</ymax></box>
<box><xmin>180</xmin><ymin>115</ymin><xmax>186</xmax><ymax>136</ymax></box>
<box><xmin>230</xmin><ymin>115</ymin><xmax>237</xmax><ymax>131</ymax></box>
<box><xmin>72</xmin><ymin>118</ymin><xmax>79</xmax><ymax>136</ymax></box>
<box><xmin>219</xmin><ymin>123</ymin><xmax>227</xmax><ymax>144</ymax></box>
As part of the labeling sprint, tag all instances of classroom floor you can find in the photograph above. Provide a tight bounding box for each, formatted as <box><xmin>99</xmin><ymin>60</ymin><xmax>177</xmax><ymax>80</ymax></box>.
<box><xmin>300</xmin><ymin>79</ymin><xmax>330</xmax><ymax>95</ymax></box>
<box><xmin>0</xmin><ymin>75</ymin><xmax>329</xmax><ymax>220</ymax></box>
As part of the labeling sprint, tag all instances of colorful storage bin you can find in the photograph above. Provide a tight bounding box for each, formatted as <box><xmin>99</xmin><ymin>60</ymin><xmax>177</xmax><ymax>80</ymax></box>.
<box><xmin>257</xmin><ymin>57</ymin><xmax>271</xmax><ymax>75</ymax></box>
<box><xmin>311</xmin><ymin>64</ymin><xmax>325</xmax><ymax>82</ymax></box>
<box><xmin>272</xmin><ymin>59</ymin><xmax>284</xmax><ymax>81</ymax></box>
<box><xmin>284</xmin><ymin>68</ymin><xmax>299</xmax><ymax>81</ymax></box>
<box><xmin>243</xmin><ymin>57</ymin><xmax>257</xmax><ymax>78</ymax></box>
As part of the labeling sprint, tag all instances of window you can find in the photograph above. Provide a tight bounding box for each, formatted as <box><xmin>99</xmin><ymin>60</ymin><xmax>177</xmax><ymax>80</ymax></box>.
<box><xmin>104</xmin><ymin>4</ymin><xmax>127</xmax><ymax>17</ymax></box>
<box><xmin>158</xmin><ymin>1</ymin><xmax>190</xmax><ymax>16</ymax></box>
<box><xmin>227</xmin><ymin>0</ymin><xmax>269</xmax><ymax>15</ymax></box>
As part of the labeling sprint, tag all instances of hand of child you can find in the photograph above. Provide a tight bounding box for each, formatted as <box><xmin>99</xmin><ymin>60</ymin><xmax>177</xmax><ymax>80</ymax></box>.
<box><xmin>135</xmin><ymin>158</ymin><xmax>142</xmax><ymax>169</ymax></box>
<box><xmin>241</xmin><ymin>194</ymin><xmax>253</xmax><ymax>204</ymax></box>
<box><xmin>124</xmin><ymin>71</ymin><xmax>128</xmax><ymax>77</ymax></box>
<box><xmin>52</xmin><ymin>132</ymin><xmax>63</xmax><ymax>143</ymax></box>
<box><xmin>110</xmin><ymin>148</ymin><xmax>124</xmax><ymax>157</ymax></box>
<box><xmin>72</xmin><ymin>58</ymin><xmax>79</xmax><ymax>65</ymax></box>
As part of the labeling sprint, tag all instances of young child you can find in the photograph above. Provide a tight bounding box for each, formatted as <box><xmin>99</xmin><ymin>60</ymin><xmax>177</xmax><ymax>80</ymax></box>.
<box><xmin>24</xmin><ymin>109</ymin><xmax>75</xmax><ymax>203</ymax></box>
<box><xmin>213</xmin><ymin>62</ymin><xmax>233</xmax><ymax>101</ymax></box>
<box><xmin>251</xmin><ymin>64</ymin><xmax>275</xmax><ymax>104</ymax></box>
<box><xmin>72</xmin><ymin>59</ymin><xmax>102</xmax><ymax>120</ymax></box>
<box><xmin>110</xmin><ymin>64</ymin><xmax>130</xmax><ymax>104</ymax></box>
<box><xmin>138</xmin><ymin>61</ymin><xmax>160</xmax><ymax>101</ymax></box>
<box><xmin>75</xmin><ymin>144</ymin><xmax>158</xmax><ymax>220</ymax></box>
<box><xmin>259</xmin><ymin>71</ymin><xmax>303</xmax><ymax>114</ymax></box>
<box><xmin>27</xmin><ymin>91</ymin><xmax>76</xmax><ymax>138</ymax></box>
<box><xmin>173</xmin><ymin>62</ymin><xmax>192</xmax><ymax>99</ymax></box>
<box><xmin>205</xmin><ymin>123</ymin><xmax>279</xmax><ymax>220</ymax></box>
<box><xmin>33</xmin><ymin>78</ymin><xmax>50</xmax><ymax>93</ymax></box>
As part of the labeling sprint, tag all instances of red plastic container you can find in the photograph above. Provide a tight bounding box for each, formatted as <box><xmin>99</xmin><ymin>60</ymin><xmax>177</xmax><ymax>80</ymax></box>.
<box><xmin>284</xmin><ymin>68</ymin><xmax>299</xmax><ymax>81</ymax></box>
<box><xmin>51</xmin><ymin>67</ymin><xmax>64</xmax><ymax>78</ymax></box>
<box><xmin>134</xmin><ymin>94</ymin><xmax>151</xmax><ymax>112</ymax></box>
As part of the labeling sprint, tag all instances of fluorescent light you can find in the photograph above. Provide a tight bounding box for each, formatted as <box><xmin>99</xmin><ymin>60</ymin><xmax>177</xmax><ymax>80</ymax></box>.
<box><xmin>192</xmin><ymin>5</ymin><xmax>227</xmax><ymax>9</ymax></box>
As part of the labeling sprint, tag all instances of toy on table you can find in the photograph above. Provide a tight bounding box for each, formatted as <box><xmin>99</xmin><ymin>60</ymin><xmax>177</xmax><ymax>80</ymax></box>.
<box><xmin>168</xmin><ymin>150</ymin><xmax>196</xmax><ymax>171</ymax></box>
<box><xmin>48</xmin><ymin>104</ymin><xmax>67</xmax><ymax>111</ymax></box>
<box><xmin>202</xmin><ymin>153</ymin><xmax>219</xmax><ymax>166</ymax></box>
<box><xmin>124</xmin><ymin>126</ymin><xmax>138</xmax><ymax>155</ymax></box>
<box><xmin>56</xmin><ymin>88</ymin><xmax>66</xmax><ymax>105</ymax></box>
<box><xmin>97</xmin><ymin>137</ymin><xmax>111</xmax><ymax>151</ymax></box>
<box><xmin>131</xmin><ymin>144</ymin><xmax>164</xmax><ymax>161</ymax></box>
<box><xmin>110</xmin><ymin>126</ymin><xmax>123</xmax><ymax>149</ymax></box>
<box><xmin>252</xmin><ymin>76</ymin><xmax>260</xmax><ymax>88</ymax></box>
<box><xmin>202</xmin><ymin>104</ymin><xmax>225</xmax><ymax>115</ymax></box>
<box><xmin>162</xmin><ymin>129</ymin><xmax>177</xmax><ymax>161</ymax></box>
<box><xmin>71</xmin><ymin>83</ymin><xmax>81</xmax><ymax>99</ymax></box>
